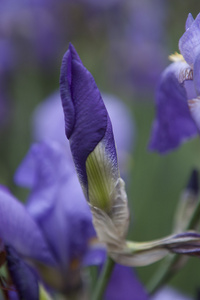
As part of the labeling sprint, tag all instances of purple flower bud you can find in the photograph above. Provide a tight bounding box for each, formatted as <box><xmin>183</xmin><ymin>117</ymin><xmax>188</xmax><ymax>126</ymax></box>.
<box><xmin>60</xmin><ymin>44</ymin><xmax>119</xmax><ymax>212</ymax></box>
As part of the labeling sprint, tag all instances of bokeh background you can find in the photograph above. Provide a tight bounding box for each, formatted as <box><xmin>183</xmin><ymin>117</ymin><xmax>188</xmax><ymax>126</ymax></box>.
<box><xmin>1</xmin><ymin>0</ymin><xmax>200</xmax><ymax>298</ymax></box>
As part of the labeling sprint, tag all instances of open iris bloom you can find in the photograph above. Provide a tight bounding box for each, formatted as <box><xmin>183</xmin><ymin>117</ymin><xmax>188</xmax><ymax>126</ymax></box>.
<box><xmin>149</xmin><ymin>13</ymin><xmax>200</xmax><ymax>153</ymax></box>
<box><xmin>0</xmin><ymin>184</ymin><xmax>56</xmax><ymax>299</ymax></box>
<box><xmin>0</xmin><ymin>140</ymin><xmax>148</xmax><ymax>299</ymax></box>
<box><xmin>60</xmin><ymin>43</ymin><xmax>200</xmax><ymax>269</ymax></box>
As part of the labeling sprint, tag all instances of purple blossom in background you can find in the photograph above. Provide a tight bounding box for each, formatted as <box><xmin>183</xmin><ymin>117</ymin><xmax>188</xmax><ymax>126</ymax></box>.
<box><xmin>149</xmin><ymin>13</ymin><xmax>200</xmax><ymax>153</ymax></box>
<box><xmin>14</xmin><ymin>141</ymin><xmax>95</xmax><ymax>292</ymax></box>
<box><xmin>108</xmin><ymin>0</ymin><xmax>168</xmax><ymax>94</ymax></box>
<box><xmin>13</xmin><ymin>140</ymin><xmax>148</xmax><ymax>299</ymax></box>
<box><xmin>0</xmin><ymin>0</ymin><xmax>65</xmax><ymax>68</ymax></box>
<box><xmin>0</xmin><ymin>185</ymin><xmax>55</xmax><ymax>265</ymax></box>
<box><xmin>151</xmin><ymin>287</ymin><xmax>192</xmax><ymax>300</ymax></box>
<box><xmin>69</xmin><ymin>0</ymin><xmax>121</xmax><ymax>9</ymax></box>
<box><xmin>0</xmin><ymin>184</ymin><xmax>56</xmax><ymax>298</ymax></box>
<box><xmin>105</xmin><ymin>264</ymin><xmax>148</xmax><ymax>300</ymax></box>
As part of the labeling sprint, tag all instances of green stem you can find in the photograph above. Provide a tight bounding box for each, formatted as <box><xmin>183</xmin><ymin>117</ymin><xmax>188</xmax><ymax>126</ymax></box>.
<box><xmin>92</xmin><ymin>256</ymin><xmax>115</xmax><ymax>300</ymax></box>
<box><xmin>147</xmin><ymin>195</ymin><xmax>200</xmax><ymax>295</ymax></box>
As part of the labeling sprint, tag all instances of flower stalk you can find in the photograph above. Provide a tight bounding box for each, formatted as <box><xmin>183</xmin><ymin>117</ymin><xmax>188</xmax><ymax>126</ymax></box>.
<box><xmin>92</xmin><ymin>256</ymin><xmax>115</xmax><ymax>300</ymax></box>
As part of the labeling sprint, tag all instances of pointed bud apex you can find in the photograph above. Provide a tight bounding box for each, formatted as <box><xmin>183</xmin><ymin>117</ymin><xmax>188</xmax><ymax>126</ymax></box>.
<box><xmin>186</xmin><ymin>169</ymin><xmax>199</xmax><ymax>195</ymax></box>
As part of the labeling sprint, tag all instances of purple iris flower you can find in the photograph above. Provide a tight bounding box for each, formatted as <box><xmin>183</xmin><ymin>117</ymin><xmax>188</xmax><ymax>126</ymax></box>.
<box><xmin>14</xmin><ymin>140</ymin><xmax>148</xmax><ymax>299</ymax></box>
<box><xmin>107</xmin><ymin>0</ymin><xmax>167</xmax><ymax>94</ymax></box>
<box><xmin>149</xmin><ymin>13</ymin><xmax>200</xmax><ymax>153</ymax></box>
<box><xmin>0</xmin><ymin>185</ymin><xmax>55</xmax><ymax>265</ymax></box>
<box><xmin>0</xmin><ymin>0</ymin><xmax>65</xmax><ymax>68</ymax></box>
<box><xmin>14</xmin><ymin>140</ymin><xmax>96</xmax><ymax>292</ymax></box>
<box><xmin>0</xmin><ymin>184</ymin><xmax>56</xmax><ymax>298</ymax></box>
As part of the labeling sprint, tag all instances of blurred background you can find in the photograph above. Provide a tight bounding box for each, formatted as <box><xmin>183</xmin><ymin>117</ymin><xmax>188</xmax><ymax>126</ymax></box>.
<box><xmin>1</xmin><ymin>0</ymin><xmax>200</xmax><ymax>297</ymax></box>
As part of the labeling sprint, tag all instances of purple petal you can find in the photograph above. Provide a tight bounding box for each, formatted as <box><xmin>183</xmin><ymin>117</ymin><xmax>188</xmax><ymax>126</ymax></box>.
<box><xmin>188</xmin><ymin>97</ymin><xmax>200</xmax><ymax>132</ymax></box>
<box><xmin>38</xmin><ymin>173</ymin><xmax>95</xmax><ymax>268</ymax></box>
<box><xmin>6</xmin><ymin>246</ymin><xmax>39</xmax><ymax>300</ymax></box>
<box><xmin>149</xmin><ymin>69</ymin><xmax>197</xmax><ymax>153</ymax></box>
<box><xmin>151</xmin><ymin>287</ymin><xmax>192</xmax><ymax>300</ymax></box>
<box><xmin>185</xmin><ymin>13</ymin><xmax>194</xmax><ymax>30</ymax></box>
<box><xmin>14</xmin><ymin>141</ymin><xmax>74</xmax><ymax>219</ymax></box>
<box><xmin>184</xmin><ymin>80</ymin><xmax>197</xmax><ymax>100</ymax></box>
<box><xmin>82</xmin><ymin>244</ymin><xmax>106</xmax><ymax>266</ymax></box>
<box><xmin>193</xmin><ymin>52</ymin><xmax>200</xmax><ymax>96</ymax></box>
<box><xmin>179</xmin><ymin>13</ymin><xmax>200</xmax><ymax>66</ymax></box>
<box><xmin>105</xmin><ymin>264</ymin><xmax>148</xmax><ymax>300</ymax></box>
<box><xmin>60</xmin><ymin>44</ymin><xmax>117</xmax><ymax>190</ymax></box>
<box><xmin>15</xmin><ymin>141</ymin><xmax>95</xmax><ymax>268</ymax></box>
<box><xmin>0</xmin><ymin>186</ymin><xmax>55</xmax><ymax>265</ymax></box>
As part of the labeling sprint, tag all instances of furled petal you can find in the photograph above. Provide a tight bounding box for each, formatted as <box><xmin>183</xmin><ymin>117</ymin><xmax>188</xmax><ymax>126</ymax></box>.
<box><xmin>105</xmin><ymin>264</ymin><xmax>148</xmax><ymax>300</ymax></box>
<box><xmin>149</xmin><ymin>66</ymin><xmax>197</xmax><ymax>153</ymax></box>
<box><xmin>60</xmin><ymin>43</ymin><xmax>118</xmax><ymax>197</ymax></box>
<box><xmin>0</xmin><ymin>186</ymin><xmax>55</xmax><ymax>265</ymax></box>
<box><xmin>179</xmin><ymin>13</ymin><xmax>200</xmax><ymax>66</ymax></box>
<box><xmin>6</xmin><ymin>246</ymin><xmax>39</xmax><ymax>300</ymax></box>
<box><xmin>169</xmin><ymin>231</ymin><xmax>200</xmax><ymax>255</ymax></box>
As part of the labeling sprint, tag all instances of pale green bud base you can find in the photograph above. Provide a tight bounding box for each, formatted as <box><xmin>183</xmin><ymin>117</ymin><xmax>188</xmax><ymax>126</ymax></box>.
<box><xmin>86</xmin><ymin>142</ymin><xmax>116</xmax><ymax>212</ymax></box>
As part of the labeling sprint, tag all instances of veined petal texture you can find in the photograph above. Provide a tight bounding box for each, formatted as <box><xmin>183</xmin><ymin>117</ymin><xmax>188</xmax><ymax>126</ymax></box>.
<box><xmin>179</xmin><ymin>13</ymin><xmax>200</xmax><ymax>66</ymax></box>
